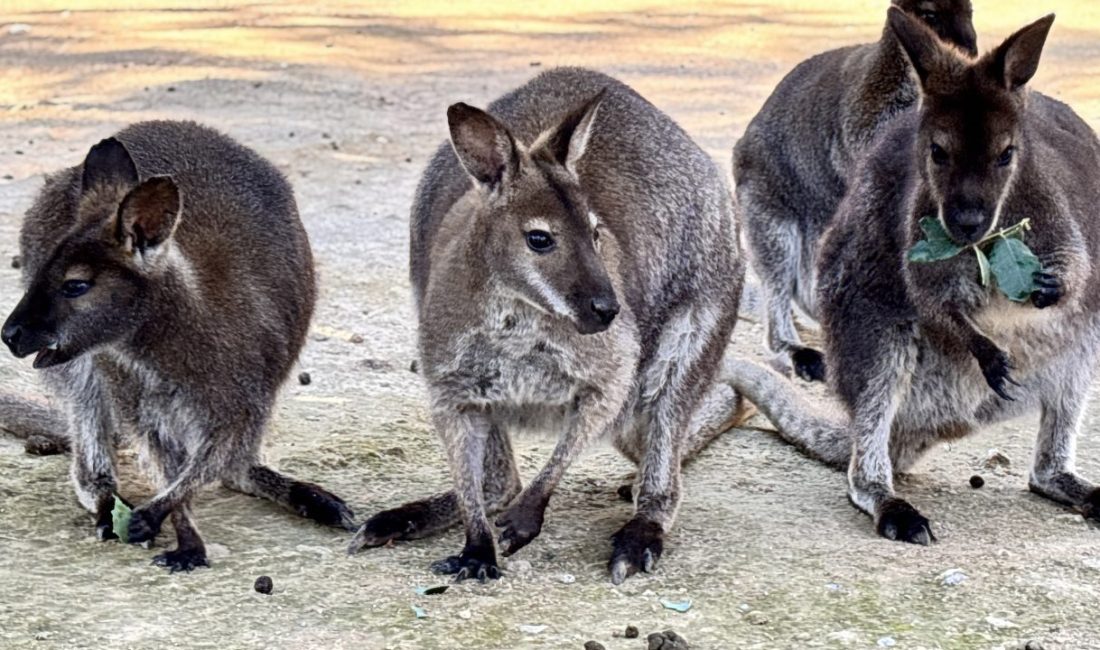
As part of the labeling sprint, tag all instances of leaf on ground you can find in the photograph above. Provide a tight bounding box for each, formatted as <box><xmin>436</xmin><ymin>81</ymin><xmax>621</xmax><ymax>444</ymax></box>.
<box><xmin>660</xmin><ymin>599</ymin><xmax>693</xmax><ymax>613</ymax></box>
<box><xmin>974</xmin><ymin>247</ymin><xmax>991</xmax><ymax>287</ymax></box>
<box><xmin>411</xmin><ymin>605</ymin><xmax>428</xmax><ymax>619</ymax></box>
<box><xmin>415</xmin><ymin>585</ymin><xmax>449</xmax><ymax>596</ymax></box>
<box><xmin>988</xmin><ymin>237</ymin><xmax>1041</xmax><ymax>302</ymax></box>
<box><xmin>908</xmin><ymin>217</ymin><xmax>963</xmax><ymax>263</ymax></box>
<box><xmin>111</xmin><ymin>495</ymin><xmax>132</xmax><ymax>542</ymax></box>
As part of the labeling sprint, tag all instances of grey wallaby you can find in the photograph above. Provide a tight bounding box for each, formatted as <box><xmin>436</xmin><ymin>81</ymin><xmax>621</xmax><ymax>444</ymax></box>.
<box><xmin>349</xmin><ymin>67</ymin><xmax>749</xmax><ymax>583</ymax></box>
<box><xmin>728</xmin><ymin>10</ymin><xmax>1100</xmax><ymax>543</ymax></box>
<box><xmin>1</xmin><ymin>121</ymin><xmax>355</xmax><ymax>571</ymax></box>
<box><xmin>733</xmin><ymin>0</ymin><xmax>976</xmax><ymax>381</ymax></box>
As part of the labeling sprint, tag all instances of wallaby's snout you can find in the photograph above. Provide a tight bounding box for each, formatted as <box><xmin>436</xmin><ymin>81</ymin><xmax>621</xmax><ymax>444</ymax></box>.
<box><xmin>944</xmin><ymin>199</ymin><xmax>991</xmax><ymax>244</ymax></box>
<box><xmin>2</xmin><ymin>294</ymin><xmax>63</xmax><ymax>368</ymax></box>
<box><xmin>590</xmin><ymin>294</ymin><xmax>620</xmax><ymax>328</ymax></box>
<box><xmin>573</xmin><ymin>282</ymin><xmax>619</xmax><ymax>334</ymax></box>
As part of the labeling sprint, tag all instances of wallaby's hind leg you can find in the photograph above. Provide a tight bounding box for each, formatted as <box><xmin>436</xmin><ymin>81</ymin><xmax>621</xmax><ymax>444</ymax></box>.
<box><xmin>1027</xmin><ymin>358</ymin><xmax>1100</xmax><ymax>519</ymax></box>
<box><xmin>348</xmin><ymin>424</ymin><xmax>521</xmax><ymax>560</ymax></box>
<box><xmin>742</xmin><ymin>202</ymin><xmax>825</xmax><ymax>382</ymax></box>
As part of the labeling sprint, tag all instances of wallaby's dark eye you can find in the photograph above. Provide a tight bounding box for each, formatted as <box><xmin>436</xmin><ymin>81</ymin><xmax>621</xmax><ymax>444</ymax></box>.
<box><xmin>592</xmin><ymin>227</ymin><xmax>600</xmax><ymax>243</ymax></box>
<box><xmin>60</xmin><ymin>279</ymin><xmax>92</xmax><ymax>299</ymax></box>
<box><xmin>997</xmin><ymin>145</ymin><xmax>1016</xmax><ymax>167</ymax></box>
<box><xmin>930</xmin><ymin>143</ymin><xmax>949</xmax><ymax>166</ymax></box>
<box><xmin>919</xmin><ymin>11</ymin><xmax>939</xmax><ymax>24</ymax></box>
<box><xmin>526</xmin><ymin>230</ymin><xmax>556</xmax><ymax>253</ymax></box>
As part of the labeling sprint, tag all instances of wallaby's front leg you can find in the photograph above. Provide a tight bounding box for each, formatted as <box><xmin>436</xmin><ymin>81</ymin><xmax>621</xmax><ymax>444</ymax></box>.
<box><xmin>1029</xmin><ymin>363</ymin><xmax>1100</xmax><ymax>519</ymax></box>
<box><xmin>495</xmin><ymin>390</ymin><xmax>621</xmax><ymax>557</ymax></box>
<box><xmin>426</xmin><ymin>408</ymin><xmax>500</xmax><ymax>582</ymax></box>
<box><xmin>939</xmin><ymin>308</ymin><xmax>1017</xmax><ymax>400</ymax></box>
<box><xmin>128</xmin><ymin>440</ymin><xmax>221</xmax><ymax>546</ymax></box>
<box><xmin>65</xmin><ymin>366</ymin><xmax>122</xmax><ymax>541</ymax></box>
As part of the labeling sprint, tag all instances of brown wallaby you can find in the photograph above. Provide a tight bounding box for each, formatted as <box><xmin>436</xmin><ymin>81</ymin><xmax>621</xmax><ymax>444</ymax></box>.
<box><xmin>349</xmin><ymin>67</ymin><xmax>749</xmax><ymax>583</ymax></box>
<box><xmin>733</xmin><ymin>0</ymin><xmax>976</xmax><ymax>381</ymax></box>
<box><xmin>728</xmin><ymin>11</ymin><xmax>1100</xmax><ymax>543</ymax></box>
<box><xmin>1</xmin><ymin>121</ymin><xmax>355</xmax><ymax>571</ymax></box>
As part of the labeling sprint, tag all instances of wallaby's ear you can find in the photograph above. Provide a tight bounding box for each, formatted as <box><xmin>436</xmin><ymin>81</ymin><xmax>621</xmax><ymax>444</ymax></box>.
<box><xmin>116</xmin><ymin>176</ymin><xmax>181</xmax><ymax>255</ymax></box>
<box><xmin>537</xmin><ymin>88</ymin><xmax>606</xmax><ymax>176</ymax></box>
<box><xmin>447</xmin><ymin>103</ymin><xmax>518</xmax><ymax>189</ymax></box>
<box><xmin>888</xmin><ymin>6</ymin><xmax>950</xmax><ymax>85</ymax></box>
<box><xmin>988</xmin><ymin>14</ymin><xmax>1055</xmax><ymax>91</ymax></box>
<box><xmin>82</xmin><ymin>137</ymin><xmax>138</xmax><ymax>193</ymax></box>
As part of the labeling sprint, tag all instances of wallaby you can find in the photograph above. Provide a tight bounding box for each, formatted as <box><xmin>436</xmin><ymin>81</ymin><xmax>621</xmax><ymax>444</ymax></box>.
<box><xmin>729</xmin><ymin>11</ymin><xmax>1100</xmax><ymax>543</ymax></box>
<box><xmin>733</xmin><ymin>0</ymin><xmax>976</xmax><ymax>381</ymax></box>
<box><xmin>1</xmin><ymin>121</ymin><xmax>355</xmax><ymax>571</ymax></box>
<box><xmin>348</xmin><ymin>67</ymin><xmax>749</xmax><ymax>583</ymax></box>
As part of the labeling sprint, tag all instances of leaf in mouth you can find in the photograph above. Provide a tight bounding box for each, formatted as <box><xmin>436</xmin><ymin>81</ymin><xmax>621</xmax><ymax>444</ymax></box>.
<box><xmin>907</xmin><ymin>217</ymin><xmax>964</xmax><ymax>263</ymax></box>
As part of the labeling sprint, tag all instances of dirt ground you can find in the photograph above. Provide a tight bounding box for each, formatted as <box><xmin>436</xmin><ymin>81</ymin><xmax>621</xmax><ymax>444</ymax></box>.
<box><xmin>2</xmin><ymin>1</ymin><xmax>1100</xmax><ymax>649</ymax></box>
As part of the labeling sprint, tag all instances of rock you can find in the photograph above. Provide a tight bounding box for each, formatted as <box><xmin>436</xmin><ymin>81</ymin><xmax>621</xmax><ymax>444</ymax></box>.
<box><xmin>298</xmin><ymin>371</ymin><xmax>311</xmax><ymax>385</ymax></box>
<box><xmin>584</xmin><ymin>642</ymin><xmax>606</xmax><ymax>650</ymax></box>
<box><xmin>984</xmin><ymin>449</ymin><xmax>1011</xmax><ymax>470</ymax></box>
<box><xmin>24</xmin><ymin>435</ymin><xmax>65</xmax><ymax>456</ymax></box>
<box><xmin>559</xmin><ymin>574</ymin><xmax>576</xmax><ymax>584</ymax></box>
<box><xmin>970</xmin><ymin>475</ymin><xmax>985</xmax><ymax>488</ymax></box>
<box><xmin>409</xmin><ymin>359</ymin><xmax>419</xmax><ymax>373</ymax></box>
<box><xmin>647</xmin><ymin>630</ymin><xmax>689</xmax><ymax>650</ymax></box>
<box><xmin>938</xmin><ymin>568</ymin><xmax>968</xmax><ymax>586</ymax></box>
<box><xmin>1022</xmin><ymin>641</ymin><xmax>1045</xmax><ymax>650</ymax></box>
<box><xmin>624</xmin><ymin>625</ymin><xmax>639</xmax><ymax>639</ymax></box>
<box><xmin>518</xmin><ymin>624</ymin><xmax>546</xmax><ymax>635</ymax></box>
<box><xmin>349</xmin><ymin>334</ymin><xmax>365</xmax><ymax>344</ymax></box>
<box><xmin>877</xmin><ymin>637</ymin><xmax>897</xmax><ymax>648</ymax></box>
<box><xmin>254</xmin><ymin>576</ymin><xmax>273</xmax><ymax>594</ymax></box>
<box><xmin>744</xmin><ymin>610</ymin><xmax>769</xmax><ymax>625</ymax></box>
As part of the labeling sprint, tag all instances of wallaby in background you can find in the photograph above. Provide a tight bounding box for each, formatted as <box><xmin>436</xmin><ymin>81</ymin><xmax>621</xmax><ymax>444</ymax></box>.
<box><xmin>733</xmin><ymin>0</ymin><xmax>976</xmax><ymax>381</ymax></box>
<box><xmin>349</xmin><ymin>67</ymin><xmax>748</xmax><ymax>583</ymax></box>
<box><xmin>728</xmin><ymin>11</ymin><xmax>1100</xmax><ymax>543</ymax></box>
<box><xmin>1</xmin><ymin>121</ymin><xmax>355</xmax><ymax>571</ymax></box>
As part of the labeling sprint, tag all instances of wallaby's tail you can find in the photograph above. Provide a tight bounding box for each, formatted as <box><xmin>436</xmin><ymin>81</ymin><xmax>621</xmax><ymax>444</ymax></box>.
<box><xmin>0</xmin><ymin>391</ymin><xmax>70</xmax><ymax>455</ymax></box>
<box><xmin>225</xmin><ymin>464</ymin><xmax>357</xmax><ymax>531</ymax></box>
<box><xmin>347</xmin><ymin>490</ymin><xmax>461</xmax><ymax>555</ymax></box>
<box><xmin>724</xmin><ymin>358</ymin><xmax>851</xmax><ymax>469</ymax></box>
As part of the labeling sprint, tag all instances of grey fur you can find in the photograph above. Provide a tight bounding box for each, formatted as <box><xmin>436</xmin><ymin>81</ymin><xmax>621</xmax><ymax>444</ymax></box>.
<box><xmin>351</xmin><ymin>67</ymin><xmax>749</xmax><ymax>584</ymax></box>
<box><xmin>729</xmin><ymin>12</ymin><xmax>1100</xmax><ymax>543</ymax></box>
<box><xmin>1</xmin><ymin>121</ymin><xmax>355</xmax><ymax>571</ymax></box>
<box><xmin>733</xmin><ymin>0</ymin><xmax>976</xmax><ymax>380</ymax></box>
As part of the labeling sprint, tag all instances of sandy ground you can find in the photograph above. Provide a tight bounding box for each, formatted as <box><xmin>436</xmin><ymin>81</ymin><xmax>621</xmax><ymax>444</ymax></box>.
<box><xmin>2</xmin><ymin>1</ymin><xmax>1100</xmax><ymax>648</ymax></box>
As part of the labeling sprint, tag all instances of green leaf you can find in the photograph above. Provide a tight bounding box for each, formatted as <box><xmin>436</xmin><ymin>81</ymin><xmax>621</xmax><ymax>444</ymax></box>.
<box><xmin>988</xmin><ymin>237</ymin><xmax>1041</xmax><ymax>302</ymax></box>
<box><xmin>974</xmin><ymin>247</ymin><xmax>991</xmax><ymax>287</ymax></box>
<box><xmin>111</xmin><ymin>495</ymin><xmax>132</xmax><ymax>542</ymax></box>
<box><xmin>908</xmin><ymin>217</ymin><xmax>964</xmax><ymax>263</ymax></box>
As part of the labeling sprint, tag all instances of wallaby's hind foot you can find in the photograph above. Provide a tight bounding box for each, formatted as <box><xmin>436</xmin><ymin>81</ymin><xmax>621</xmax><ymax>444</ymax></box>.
<box><xmin>228</xmin><ymin>464</ymin><xmax>355</xmax><ymax>531</ymax></box>
<box><xmin>875</xmin><ymin>498</ymin><xmax>935</xmax><ymax>545</ymax></box>
<box><xmin>430</xmin><ymin>535</ymin><xmax>501</xmax><ymax>583</ymax></box>
<box><xmin>348</xmin><ymin>491</ymin><xmax>461</xmax><ymax>554</ymax></box>
<box><xmin>791</xmin><ymin>346</ymin><xmax>826</xmax><ymax>382</ymax></box>
<box><xmin>608</xmin><ymin>517</ymin><xmax>664</xmax><ymax>585</ymax></box>
<box><xmin>152</xmin><ymin>506</ymin><xmax>208</xmax><ymax>572</ymax></box>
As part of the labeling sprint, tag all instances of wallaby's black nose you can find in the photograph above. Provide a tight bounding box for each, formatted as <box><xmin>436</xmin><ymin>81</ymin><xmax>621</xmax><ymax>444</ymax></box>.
<box><xmin>2</xmin><ymin>322</ymin><xmax>22</xmax><ymax>350</ymax></box>
<box><xmin>591</xmin><ymin>297</ymin><xmax>620</xmax><ymax>326</ymax></box>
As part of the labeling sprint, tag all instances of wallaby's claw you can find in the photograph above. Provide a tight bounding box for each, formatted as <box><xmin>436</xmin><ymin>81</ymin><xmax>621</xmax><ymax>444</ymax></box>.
<box><xmin>494</xmin><ymin>496</ymin><xmax>547</xmax><ymax>557</ymax></box>
<box><xmin>430</xmin><ymin>550</ymin><xmax>501</xmax><ymax>583</ymax></box>
<box><xmin>608</xmin><ymin>517</ymin><xmax>664</xmax><ymax>585</ymax></box>
<box><xmin>791</xmin><ymin>346</ymin><xmax>827</xmax><ymax>382</ymax></box>
<box><xmin>977</xmin><ymin>346</ymin><xmax>1017</xmax><ymax>401</ymax></box>
<box><xmin>1031</xmin><ymin>270</ymin><xmax>1062</xmax><ymax>309</ymax></box>
<box><xmin>152</xmin><ymin>547</ymin><xmax>209</xmax><ymax>573</ymax></box>
<box><xmin>875</xmin><ymin>498</ymin><xmax>936</xmax><ymax>545</ymax></box>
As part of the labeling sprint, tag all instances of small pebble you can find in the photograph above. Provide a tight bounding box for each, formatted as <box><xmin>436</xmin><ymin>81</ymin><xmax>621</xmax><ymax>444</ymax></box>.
<box><xmin>559</xmin><ymin>574</ymin><xmax>576</xmax><ymax>584</ymax></box>
<box><xmin>1023</xmin><ymin>641</ymin><xmax>1045</xmax><ymax>650</ymax></box>
<box><xmin>409</xmin><ymin>359</ymin><xmax>419</xmax><ymax>373</ymax></box>
<box><xmin>298</xmin><ymin>371</ymin><xmax>311</xmax><ymax>385</ymax></box>
<box><xmin>349</xmin><ymin>334</ymin><xmax>364</xmax><ymax>344</ymax></box>
<box><xmin>744</xmin><ymin>610</ymin><xmax>769</xmax><ymax>625</ymax></box>
<box><xmin>970</xmin><ymin>474</ymin><xmax>985</xmax><ymax>488</ymax></box>
<box><xmin>877</xmin><ymin>636</ymin><xmax>897</xmax><ymax>648</ymax></box>
<box><xmin>254</xmin><ymin>575</ymin><xmax>273</xmax><ymax>594</ymax></box>
<box><xmin>584</xmin><ymin>642</ymin><xmax>606</xmax><ymax>650</ymax></box>
<box><xmin>624</xmin><ymin>625</ymin><xmax>639</xmax><ymax>639</ymax></box>
<box><xmin>984</xmin><ymin>448</ymin><xmax>1011</xmax><ymax>469</ymax></box>
<box><xmin>11</xmin><ymin>255</ymin><xmax>21</xmax><ymax>269</ymax></box>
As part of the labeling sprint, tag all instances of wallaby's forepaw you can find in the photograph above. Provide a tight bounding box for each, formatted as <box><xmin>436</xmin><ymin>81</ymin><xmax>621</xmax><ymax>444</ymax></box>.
<box><xmin>430</xmin><ymin>548</ymin><xmax>501</xmax><ymax>583</ymax></box>
<box><xmin>875</xmin><ymin>498</ymin><xmax>935</xmax><ymax>545</ymax></box>
<box><xmin>791</xmin><ymin>347</ymin><xmax>826</xmax><ymax>382</ymax></box>
<box><xmin>288</xmin><ymin>481</ymin><xmax>356</xmax><ymax>531</ymax></box>
<box><xmin>152</xmin><ymin>547</ymin><xmax>209</xmax><ymax>573</ymax></box>
<box><xmin>495</xmin><ymin>496</ymin><xmax>548</xmax><ymax>557</ymax></box>
<box><xmin>127</xmin><ymin>506</ymin><xmax>167</xmax><ymax>545</ymax></box>
<box><xmin>608</xmin><ymin>517</ymin><xmax>664</xmax><ymax>585</ymax></box>
<box><xmin>1080</xmin><ymin>488</ymin><xmax>1100</xmax><ymax>521</ymax></box>
<box><xmin>1031</xmin><ymin>270</ymin><xmax>1062</xmax><ymax>309</ymax></box>
<box><xmin>975</xmin><ymin>345</ymin><xmax>1018</xmax><ymax>401</ymax></box>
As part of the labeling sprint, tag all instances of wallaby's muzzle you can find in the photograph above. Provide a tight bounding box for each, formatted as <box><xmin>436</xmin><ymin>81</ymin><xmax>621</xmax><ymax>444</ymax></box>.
<box><xmin>944</xmin><ymin>205</ymin><xmax>991</xmax><ymax>245</ymax></box>
<box><xmin>2</xmin><ymin>297</ymin><xmax>66</xmax><ymax>368</ymax></box>
<box><xmin>572</xmin><ymin>289</ymin><xmax>620</xmax><ymax>335</ymax></box>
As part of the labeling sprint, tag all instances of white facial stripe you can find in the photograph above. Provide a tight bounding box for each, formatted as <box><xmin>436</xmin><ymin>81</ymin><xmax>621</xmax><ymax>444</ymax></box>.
<box><xmin>588</xmin><ymin>211</ymin><xmax>599</xmax><ymax>230</ymax></box>
<box><xmin>523</xmin><ymin>267</ymin><xmax>574</xmax><ymax>320</ymax></box>
<box><xmin>990</xmin><ymin>158</ymin><xmax>1020</xmax><ymax>235</ymax></box>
